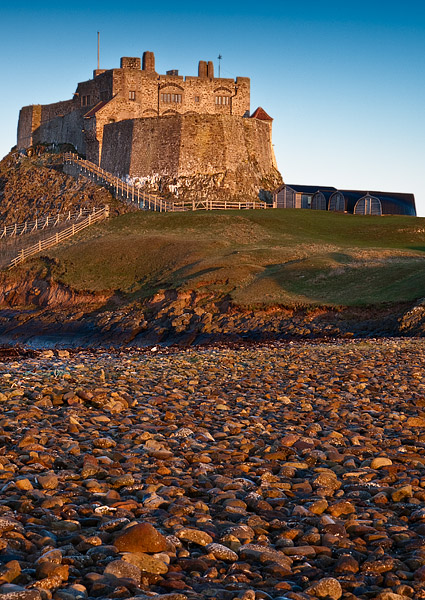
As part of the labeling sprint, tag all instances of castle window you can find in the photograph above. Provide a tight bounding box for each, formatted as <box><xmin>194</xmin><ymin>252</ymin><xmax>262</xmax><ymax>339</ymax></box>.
<box><xmin>129</xmin><ymin>90</ymin><xmax>136</xmax><ymax>101</ymax></box>
<box><xmin>215</xmin><ymin>95</ymin><xmax>230</xmax><ymax>105</ymax></box>
<box><xmin>161</xmin><ymin>93</ymin><xmax>182</xmax><ymax>104</ymax></box>
<box><xmin>195</xmin><ymin>96</ymin><xmax>200</xmax><ymax>103</ymax></box>
<box><xmin>81</xmin><ymin>95</ymin><xmax>91</xmax><ymax>107</ymax></box>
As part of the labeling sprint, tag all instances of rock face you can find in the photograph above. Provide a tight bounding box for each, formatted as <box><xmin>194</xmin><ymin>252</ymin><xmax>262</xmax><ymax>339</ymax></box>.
<box><xmin>0</xmin><ymin>278</ymin><xmax>420</xmax><ymax>348</ymax></box>
<box><xmin>100</xmin><ymin>114</ymin><xmax>282</xmax><ymax>202</ymax></box>
<box><xmin>0</xmin><ymin>149</ymin><xmax>127</xmax><ymax>224</ymax></box>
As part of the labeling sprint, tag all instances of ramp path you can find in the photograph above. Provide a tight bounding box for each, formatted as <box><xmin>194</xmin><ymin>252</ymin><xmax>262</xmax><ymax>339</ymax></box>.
<box><xmin>63</xmin><ymin>153</ymin><xmax>269</xmax><ymax>212</ymax></box>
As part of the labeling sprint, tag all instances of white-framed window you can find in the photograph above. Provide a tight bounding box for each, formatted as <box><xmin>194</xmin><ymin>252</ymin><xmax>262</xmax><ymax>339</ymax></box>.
<box><xmin>215</xmin><ymin>96</ymin><xmax>230</xmax><ymax>105</ymax></box>
<box><xmin>129</xmin><ymin>90</ymin><xmax>136</xmax><ymax>101</ymax></box>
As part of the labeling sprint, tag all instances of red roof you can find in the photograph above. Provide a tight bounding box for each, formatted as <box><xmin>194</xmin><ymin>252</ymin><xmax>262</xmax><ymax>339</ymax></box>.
<box><xmin>250</xmin><ymin>107</ymin><xmax>273</xmax><ymax>121</ymax></box>
<box><xmin>83</xmin><ymin>100</ymin><xmax>109</xmax><ymax>118</ymax></box>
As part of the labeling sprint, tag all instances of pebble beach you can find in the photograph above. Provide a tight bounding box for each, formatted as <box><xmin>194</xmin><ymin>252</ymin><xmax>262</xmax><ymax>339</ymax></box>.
<box><xmin>0</xmin><ymin>339</ymin><xmax>424</xmax><ymax>600</ymax></box>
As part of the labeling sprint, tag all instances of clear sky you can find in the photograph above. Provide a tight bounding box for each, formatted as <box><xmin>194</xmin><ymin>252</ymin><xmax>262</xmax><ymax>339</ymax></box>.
<box><xmin>1</xmin><ymin>0</ymin><xmax>424</xmax><ymax>214</ymax></box>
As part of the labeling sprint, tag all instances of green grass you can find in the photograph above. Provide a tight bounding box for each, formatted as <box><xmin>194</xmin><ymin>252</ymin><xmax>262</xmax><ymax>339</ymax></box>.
<box><xmin>19</xmin><ymin>208</ymin><xmax>425</xmax><ymax>307</ymax></box>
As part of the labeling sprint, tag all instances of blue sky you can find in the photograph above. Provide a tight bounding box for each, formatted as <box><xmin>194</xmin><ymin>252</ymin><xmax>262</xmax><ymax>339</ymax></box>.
<box><xmin>1</xmin><ymin>0</ymin><xmax>424</xmax><ymax>214</ymax></box>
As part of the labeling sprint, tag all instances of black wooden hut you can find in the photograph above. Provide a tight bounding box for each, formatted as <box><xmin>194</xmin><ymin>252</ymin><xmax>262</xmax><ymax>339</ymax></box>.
<box><xmin>274</xmin><ymin>184</ymin><xmax>337</xmax><ymax>209</ymax></box>
<box><xmin>273</xmin><ymin>184</ymin><xmax>416</xmax><ymax>216</ymax></box>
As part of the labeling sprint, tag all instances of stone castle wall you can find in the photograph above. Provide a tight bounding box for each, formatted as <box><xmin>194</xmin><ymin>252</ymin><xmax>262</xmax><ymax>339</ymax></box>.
<box><xmin>17</xmin><ymin>105</ymin><xmax>42</xmax><ymax>149</ymax></box>
<box><xmin>17</xmin><ymin>99</ymin><xmax>83</xmax><ymax>151</ymax></box>
<box><xmin>18</xmin><ymin>53</ymin><xmax>250</xmax><ymax>155</ymax></box>
<box><xmin>16</xmin><ymin>53</ymin><xmax>281</xmax><ymax>201</ymax></box>
<box><xmin>100</xmin><ymin>114</ymin><xmax>281</xmax><ymax>201</ymax></box>
<box><xmin>35</xmin><ymin>109</ymin><xmax>86</xmax><ymax>155</ymax></box>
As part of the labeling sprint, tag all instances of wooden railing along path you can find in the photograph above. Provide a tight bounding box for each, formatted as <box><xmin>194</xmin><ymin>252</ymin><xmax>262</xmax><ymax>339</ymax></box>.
<box><xmin>0</xmin><ymin>207</ymin><xmax>99</xmax><ymax>239</ymax></box>
<box><xmin>63</xmin><ymin>153</ymin><xmax>269</xmax><ymax>212</ymax></box>
<box><xmin>8</xmin><ymin>206</ymin><xmax>109</xmax><ymax>269</ymax></box>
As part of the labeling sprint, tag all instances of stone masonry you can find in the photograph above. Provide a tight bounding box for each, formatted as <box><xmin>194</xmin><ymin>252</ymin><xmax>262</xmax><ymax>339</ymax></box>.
<box><xmin>17</xmin><ymin>52</ymin><xmax>282</xmax><ymax>201</ymax></box>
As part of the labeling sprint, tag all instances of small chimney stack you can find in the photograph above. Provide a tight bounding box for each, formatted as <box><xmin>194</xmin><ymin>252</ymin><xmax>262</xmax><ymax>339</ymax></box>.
<box><xmin>198</xmin><ymin>60</ymin><xmax>208</xmax><ymax>78</ymax></box>
<box><xmin>142</xmin><ymin>51</ymin><xmax>156</xmax><ymax>72</ymax></box>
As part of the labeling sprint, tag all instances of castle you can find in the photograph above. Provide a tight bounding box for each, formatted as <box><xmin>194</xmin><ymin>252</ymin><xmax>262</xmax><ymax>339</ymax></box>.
<box><xmin>17</xmin><ymin>52</ymin><xmax>282</xmax><ymax>201</ymax></box>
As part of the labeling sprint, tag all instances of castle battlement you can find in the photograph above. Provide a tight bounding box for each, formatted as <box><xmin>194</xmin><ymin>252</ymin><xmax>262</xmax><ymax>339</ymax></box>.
<box><xmin>16</xmin><ymin>52</ymin><xmax>281</xmax><ymax>202</ymax></box>
<box><xmin>18</xmin><ymin>51</ymin><xmax>251</xmax><ymax>164</ymax></box>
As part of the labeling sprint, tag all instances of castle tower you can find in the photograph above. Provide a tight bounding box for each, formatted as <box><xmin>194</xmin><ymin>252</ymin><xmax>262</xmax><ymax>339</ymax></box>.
<box><xmin>142</xmin><ymin>51</ymin><xmax>155</xmax><ymax>72</ymax></box>
<box><xmin>207</xmin><ymin>61</ymin><xmax>214</xmax><ymax>78</ymax></box>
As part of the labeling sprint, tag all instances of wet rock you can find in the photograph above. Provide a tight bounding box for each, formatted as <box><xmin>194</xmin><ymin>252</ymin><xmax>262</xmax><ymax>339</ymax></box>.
<box><xmin>121</xmin><ymin>552</ymin><xmax>168</xmax><ymax>574</ymax></box>
<box><xmin>175</xmin><ymin>528</ymin><xmax>213</xmax><ymax>546</ymax></box>
<box><xmin>206</xmin><ymin>543</ymin><xmax>238</xmax><ymax>561</ymax></box>
<box><xmin>113</xmin><ymin>522</ymin><xmax>168</xmax><ymax>553</ymax></box>
<box><xmin>103</xmin><ymin>559</ymin><xmax>142</xmax><ymax>584</ymax></box>
<box><xmin>305</xmin><ymin>577</ymin><xmax>343</xmax><ymax>599</ymax></box>
<box><xmin>371</xmin><ymin>457</ymin><xmax>393</xmax><ymax>469</ymax></box>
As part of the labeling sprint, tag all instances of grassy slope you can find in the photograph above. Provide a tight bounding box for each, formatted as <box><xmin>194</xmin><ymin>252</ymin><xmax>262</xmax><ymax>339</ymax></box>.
<box><xmin>29</xmin><ymin>208</ymin><xmax>425</xmax><ymax>307</ymax></box>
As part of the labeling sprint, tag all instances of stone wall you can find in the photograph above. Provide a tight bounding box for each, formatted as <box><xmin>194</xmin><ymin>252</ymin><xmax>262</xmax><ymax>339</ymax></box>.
<box><xmin>17</xmin><ymin>105</ymin><xmax>41</xmax><ymax>149</ymax></box>
<box><xmin>18</xmin><ymin>99</ymin><xmax>80</xmax><ymax>151</ymax></box>
<box><xmin>34</xmin><ymin>109</ymin><xmax>86</xmax><ymax>154</ymax></box>
<box><xmin>17</xmin><ymin>53</ymin><xmax>251</xmax><ymax>154</ymax></box>
<box><xmin>100</xmin><ymin>114</ymin><xmax>282</xmax><ymax>201</ymax></box>
<box><xmin>85</xmin><ymin>97</ymin><xmax>146</xmax><ymax>164</ymax></box>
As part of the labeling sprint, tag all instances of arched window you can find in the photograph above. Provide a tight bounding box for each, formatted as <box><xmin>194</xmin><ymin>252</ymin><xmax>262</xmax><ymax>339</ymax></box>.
<box><xmin>311</xmin><ymin>191</ymin><xmax>327</xmax><ymax>210</ymax></box>
<box><xmin>329</xmin><ymin>192</ymin><xmax>346</xmax><ymax>212</ymax></box>
<box><xmin>354</xmin><ymin>195</ymin><xmax>382</xmax><ymax>215</ymax></box>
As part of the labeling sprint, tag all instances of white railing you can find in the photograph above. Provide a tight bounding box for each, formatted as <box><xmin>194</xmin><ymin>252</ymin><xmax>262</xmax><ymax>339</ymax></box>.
<box><xmin>8</xmin><ymin>206</ymin><xmax>109</xmax><ymax>269</ymax></box>
<box><xmin>0</xmin><ymin>207</ymin><xmax>98</xmax><ymax>239</ymax></box>
<box><xmin>63</xmin><ymin>153</ymin><xmax>269</xmax><ymax>212</ymax></box>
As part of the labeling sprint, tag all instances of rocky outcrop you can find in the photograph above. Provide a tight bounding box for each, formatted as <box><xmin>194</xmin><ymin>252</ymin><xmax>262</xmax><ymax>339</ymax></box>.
<box><xmin>0</xmin><ymin>147</ymin><xmax>128</xmax><ymax>224</ymax></box>
<box><xmin>0</xmin><ymin>275</ymin><xmax>419</xmax><ymax>347</ymax></box>
<box><xmin>398</xmin><ymin>297</ymin><xmax>425</xmax><ymax>335</ymax></box>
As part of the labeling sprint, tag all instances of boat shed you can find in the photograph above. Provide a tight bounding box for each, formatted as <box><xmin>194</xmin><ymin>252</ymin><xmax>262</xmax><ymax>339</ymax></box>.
<box><xmin>274</xmin><ymin>184</ymin><xmax>337</xmax><ymax>209</ymax></box>
<box><xmin>273</xmin><ymin>184</ymin><xmax>416</xmax><ymax>216</ymax></box>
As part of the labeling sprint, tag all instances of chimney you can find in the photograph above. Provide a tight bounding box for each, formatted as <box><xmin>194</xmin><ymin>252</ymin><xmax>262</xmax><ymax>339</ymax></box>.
<box><xmin>198</xmin><ymin>60</ymin><xmax>207</xmax><ymax>78</ymax></box>
<box><xmin>120</xmin><ymin>57</ymin><xmax>141</xmax><ymax>69</ymax></box>
<box><xmin>207</xmin><ymin>61</ymin><xmax>214</xmax><ymax>78</ymax></box>
<box><xmin>142</xmin><ymin>51</ymin><xmax>155</xmax><ymax>72</ymax></box>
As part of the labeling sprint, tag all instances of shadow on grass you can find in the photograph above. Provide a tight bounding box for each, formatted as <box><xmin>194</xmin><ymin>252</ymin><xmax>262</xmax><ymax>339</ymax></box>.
<box><xmin>407</xmin><ymin>247</ymin><xmax>425</xmax><ymax>253</ymax></box>
<box><xmin>260</xmin><ymin>259</ymin><xmax>425</xmax><ymax>306</ymax></box>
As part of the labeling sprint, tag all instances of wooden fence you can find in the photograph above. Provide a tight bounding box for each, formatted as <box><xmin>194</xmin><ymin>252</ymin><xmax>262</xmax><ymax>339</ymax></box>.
<box><xmin>0</xmin><ymin>207</ymin><xmax>99</xmax><ymax>239</ymax></box>
<box><xmin>8</xmin><ymin>206</ymin><xmax>109</xmax><ymax>269</ymax></box>
<box><xmin>63</xmin><ymin>153</ymin><xmax>269</xmax><ymax>212</ymax></box>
